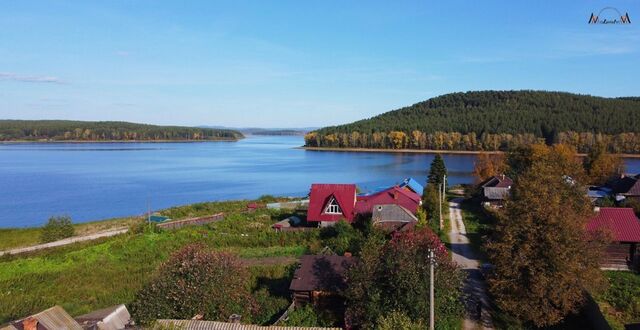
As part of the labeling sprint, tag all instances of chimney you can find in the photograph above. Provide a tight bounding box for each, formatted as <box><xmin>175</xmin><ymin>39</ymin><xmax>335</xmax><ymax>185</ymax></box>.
<box><xmin>594</xmin><ymin>206</ymin><xmax>600</xmax><ymax>213</ymax></box>
<box><xmin>23</xmin><ymin>318</ymin><xmax>38</xmax><ymax>330</ymax></box>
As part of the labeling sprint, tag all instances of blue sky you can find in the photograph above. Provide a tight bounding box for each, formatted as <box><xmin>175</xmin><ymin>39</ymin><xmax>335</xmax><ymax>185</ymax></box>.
<box><xmin>1</xmin><ymin>1</ymin><xmax>638</xmax><ymax>128</ymax></box>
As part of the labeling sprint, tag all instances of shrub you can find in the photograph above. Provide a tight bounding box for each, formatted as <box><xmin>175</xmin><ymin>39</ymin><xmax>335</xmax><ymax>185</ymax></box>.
<box><xmin>376</xmin><ymin>311</ymin><xmax>425</xmax><ymax>330</ymax></box>
<box><xmin>319</xmin><ymin>220</ymin><xmax>364</xmax><ymax>255</ymax></box>
<box><xmin>283</xmin><ymin>305</ymin><xmax>335</xmax><ymax>327</ymax></box>
<box><xmin>346</xmin><ymin>228</ymin><xmax>464</xmax><ymax>329</ymax></box>
<box><xmin>40</xmin><ymin>216</ymin><xmax>75</xmax><ymax>243</ymax></box>
<box><xmin>129</xmin><ymin>243</ymin><xmax>257</xmax><ymax>325</ymax></box>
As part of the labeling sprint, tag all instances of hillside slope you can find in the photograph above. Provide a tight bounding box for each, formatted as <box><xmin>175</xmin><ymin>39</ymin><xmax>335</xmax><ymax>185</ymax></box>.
<box><xmin>305</xmin><ymin>91</ymin><xmax>640</xmax><ymax>153</ymax></box>
<box><xmin>0</xmin><ymin>120</ymin><xmax>244</xmax><ymax>142</ymax></box>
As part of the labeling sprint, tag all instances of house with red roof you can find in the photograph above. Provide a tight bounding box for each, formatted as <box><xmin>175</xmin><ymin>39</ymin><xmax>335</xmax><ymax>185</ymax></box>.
<box><xmin>307</xmin><ymin>184</ymin><xmax>357</xmax><ymax>226</ymax></box>
<box><xmin>355</xmin><ymin>186</ymin><xmax>421</xmax><ymax>216</ymax></box>
<box><xmin>586</xmin><ymin>207</ymin><xmax>640</xmax><ymax>270</ymax></box>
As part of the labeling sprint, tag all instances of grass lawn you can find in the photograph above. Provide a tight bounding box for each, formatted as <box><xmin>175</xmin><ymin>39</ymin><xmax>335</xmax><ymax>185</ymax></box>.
<box><xmin>595</xmin><ymin>271</ymin><xmax>640</xmax><ymax>329</ymax></box>
<box><xmin>458</xmin><ymin>199</ymin><xmax>493</xmax><ymax>262</ymax></box>
<box><xmin>0</xmin><ymin>199</ymin><xmax>319</xmax><ymax>324</ymax></box>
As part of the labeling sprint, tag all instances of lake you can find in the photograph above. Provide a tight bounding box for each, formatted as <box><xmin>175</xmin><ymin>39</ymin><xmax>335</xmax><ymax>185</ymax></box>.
<box><xmin>2</xmin><ymin>135</ymin><xmax>640</xmax><ymax>227</ymax></box>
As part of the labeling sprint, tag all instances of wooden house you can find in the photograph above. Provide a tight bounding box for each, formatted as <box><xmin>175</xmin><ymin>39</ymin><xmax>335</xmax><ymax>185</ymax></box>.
<box><xmin>371</xmin><ymin>204</ymin><xmax>418</xmax><ymax>233</ymax></box>
<box><xmin>586</xmin><ymin>207</ymin><xmax>640</xmax><ymax>270</ymax></box>
<box><xmin>355</xmin><ymin>186</ymin><xmax>421</xmax><ymax>216</ymax></box>
<box><xmin>307</xmin><ymin>184</ymin><xmax>357</xmax><ymax>226</ymax></box>
<box><xmin>479</xmin><ymin>175</ymin><xmax>513</xmax><ymax>207</ymax></box>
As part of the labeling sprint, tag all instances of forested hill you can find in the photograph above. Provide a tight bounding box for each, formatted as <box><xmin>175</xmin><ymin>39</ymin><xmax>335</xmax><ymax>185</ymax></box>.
<box><xmin>305</xmin><ymin>91</ymin><xmax>640</xmax><ymax>153</ymax></box>
<box><xmin>0</xmin><ymin>120</ymin><xmax>244</xmax><ymax>142</ymax></box>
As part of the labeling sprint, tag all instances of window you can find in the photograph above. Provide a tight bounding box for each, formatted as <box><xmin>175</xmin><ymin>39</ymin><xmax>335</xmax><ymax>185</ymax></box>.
<box><xmin>324</xmin><ymin>197</ymin><xmax>342</xmax><ymax>214</ymax></box>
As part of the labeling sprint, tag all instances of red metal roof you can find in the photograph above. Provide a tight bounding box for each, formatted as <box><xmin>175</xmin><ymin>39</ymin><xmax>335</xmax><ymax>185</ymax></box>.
<box><xmin>307</xmin><ymin>184</ymin><xmax>357</xmax><ymax>222</ymax></box>
<box><xmin>355</xmin><ymin>186</ymin><xmax>421</xmax><ymax>215</ymax></box>
<box><xmin>586</xmin><ymin>207</ymin><xmax>640</xmax><ymax>243</ymax></box>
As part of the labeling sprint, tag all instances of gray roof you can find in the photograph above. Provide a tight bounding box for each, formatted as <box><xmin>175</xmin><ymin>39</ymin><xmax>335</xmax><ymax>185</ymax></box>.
<box><xmin>371</xmin><ymin>204</ymin><xmax>418</xmax><ymax>224</ymax></box>
<box><xmin>75</xmin><ymin>304</ymin><xmax>131</xmax><ymax>330</ymax></box>
<box><xmin>154</xmin><ymin>320</ymin><xmax>341</xmax><ymax>330</ymax></box>
<box><xmin>3</xmin><ymin>306</ymin><xmax>83</xmax><ymax>330</ymax></box>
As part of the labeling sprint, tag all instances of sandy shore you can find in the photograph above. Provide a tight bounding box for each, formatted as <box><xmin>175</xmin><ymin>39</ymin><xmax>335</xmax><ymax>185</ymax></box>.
<box><xmin>299</xmin><ymin>146</ymin><xmax>640</xmax><ymax>158</ymax></box>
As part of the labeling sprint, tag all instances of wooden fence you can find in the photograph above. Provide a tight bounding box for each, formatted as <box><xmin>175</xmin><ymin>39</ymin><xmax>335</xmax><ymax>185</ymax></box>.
<box><xmin>157</xmin><ymin>213</ymin><xmax>225</xmax><ymax>230</ymax></box>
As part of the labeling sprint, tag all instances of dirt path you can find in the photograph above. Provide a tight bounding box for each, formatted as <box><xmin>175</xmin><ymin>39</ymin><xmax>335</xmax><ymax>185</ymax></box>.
<box><xmin>241</xmin><ymin>256</ymin><xmax>299</xmax><ymax>266</ymax></box>
<box><xmin>448</xmin><ymin>198</ymin><xmax>493</xmax><ymax>330</ymax></box>
<box><xmin>0</xmin><ymin>228</ymin><xmax>128</xmax><ymax>256</ymax></box>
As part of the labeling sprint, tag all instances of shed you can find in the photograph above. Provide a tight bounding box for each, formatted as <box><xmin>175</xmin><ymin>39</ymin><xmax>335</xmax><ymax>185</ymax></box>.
<box><xmin>149</xmin><ymin>215</ymin><xmax>171</xmax><ymax>223</ymax></box>
<box><xmin>289</xmin><ymin>255</ymin><xmax>355</xmax><ymax>306</ymax></box>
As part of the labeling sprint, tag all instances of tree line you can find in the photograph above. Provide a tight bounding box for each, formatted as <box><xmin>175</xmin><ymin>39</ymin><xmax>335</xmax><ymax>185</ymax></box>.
<box><xmin>305</xmin><ymin>90</ymin><xmax>640</xmax><ymax>153</ymax></box>
<box><xmin>0</xmin><ymin>120</ymin><xmax>243</xmax><ymax>141</ymax></box>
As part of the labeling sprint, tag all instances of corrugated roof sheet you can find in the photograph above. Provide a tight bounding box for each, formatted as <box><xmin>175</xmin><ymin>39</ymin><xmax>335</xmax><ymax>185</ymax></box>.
<box><xmin>355</xmin><ymin>186</ymin><xmax>421</xmax><ymax>215</ymax></box>
<box><xmin>372</xmin><ymin>204</ymin><xmax>418</xmax><ymax>224</ymax></box>
<box><xmin>587</xmin><ymin>207</ymin><xmax>640</xmax><ymax>243</ymax></box>
<box><xmin>155</xmin><ymin>319</ymin><xmax>341</xmax><ymax>330</ymax></box>
<box><xmin>6</xmin><ymin>306</ymin><xmax>83</xmax><ymax>330</ymax></box>
<box><xmin>399</xmin><ymin>178</ymin><xmax>424</xmax><ymax>196</ymax></box>
<box><xmin>307</xmin><ymin>184</ymin><xmax>356</xmax><ymax>222</ymax></box>
<box><xmin>75</xmin><ymin>304</ymin><xmax>131</xmax><ymax>330</ymax></box>
<box><xmin>480</xmin><ymin>175</ymin><xmax>513</xmax><ymax>189</ymax></box>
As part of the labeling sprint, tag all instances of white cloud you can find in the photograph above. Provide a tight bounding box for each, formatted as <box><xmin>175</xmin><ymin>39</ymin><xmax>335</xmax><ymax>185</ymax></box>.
<box><xmin>0</xmin><ymin>72</ymin><xmax>63</xmax><ymax>84</ymax></box>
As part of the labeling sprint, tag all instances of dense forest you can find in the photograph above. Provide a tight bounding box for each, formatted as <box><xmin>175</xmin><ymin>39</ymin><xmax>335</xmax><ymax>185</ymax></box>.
<box><xmin>305</xmin><ymin>91</ymin><xmax>640</xmax><ymax>153</ymax></box>
<box><xmin>0</xmin><ymin>120</ymin><xmax>243</xmax><ymax>142</ymax></box>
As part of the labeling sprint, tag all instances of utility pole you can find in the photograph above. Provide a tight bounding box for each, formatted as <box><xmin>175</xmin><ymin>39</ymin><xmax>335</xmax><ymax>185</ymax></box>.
<box><xmin>428</xmin><ymin>249</ymin><xmax>436</xmax><ymax>330</ymax></box>
<box><xmin>438</xmin><ymin>183</ymin><xmax>442</xmax><ymax>230</ymax></box>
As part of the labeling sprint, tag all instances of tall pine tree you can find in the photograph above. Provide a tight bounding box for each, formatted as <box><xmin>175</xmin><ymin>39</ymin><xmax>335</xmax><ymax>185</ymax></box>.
<box><xmin>427</xmin><ymin>155</ymin><xmax>447</xmax><ymax>187</ymax></box>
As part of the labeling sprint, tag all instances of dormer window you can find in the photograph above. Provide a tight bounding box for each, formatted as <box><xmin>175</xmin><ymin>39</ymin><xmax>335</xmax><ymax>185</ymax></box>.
<box><xmin>324</xmin><ymin>196</ymin><xmax>342</xmax><ymax>214</ymax></box>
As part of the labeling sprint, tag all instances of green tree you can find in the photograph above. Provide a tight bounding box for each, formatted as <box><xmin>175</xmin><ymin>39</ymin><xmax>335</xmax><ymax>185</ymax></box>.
<box><xmin>346</xmin><ymin>228</ymin><xmax>464</xmax><ymax>329</ymax></box>
<box><xmin>130</xmin><ymin>244</ymin><xmax>256</xmax><ymax>325</ymax></box>
<box><xmin>40</xmin><ymin>216</ymin><xmax>75</xmax><ymax>243</ymax></box>
<box><xmin>487</xmin><ymin>145</ymin><xmax>608</xmax><ymax>327</ymax></box>
<box><xmin>428</xmin><ymin>155</ymin><xmax>447</xmax><ymax>187</ymax></box>
<box><xmin>319</xmin><ymin>220</ymin><xmax>364</xmax><ymax>255</ymax></box>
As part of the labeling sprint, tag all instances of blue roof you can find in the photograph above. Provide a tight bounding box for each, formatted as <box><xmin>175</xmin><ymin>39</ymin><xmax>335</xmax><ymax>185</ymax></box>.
<box><xmin>149</xmin><ymin>215</ymin><xmax>171</xmax><ymax>222</ymax></box>
<box><xmin>400</xmin><ymin>178</ymin><xmax>424</xmax><ymax>195</ymax></box>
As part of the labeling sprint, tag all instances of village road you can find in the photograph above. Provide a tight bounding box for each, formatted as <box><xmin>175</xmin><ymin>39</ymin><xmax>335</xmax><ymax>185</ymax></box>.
<box><xmin>448</xmin><ymin>198</ymin><xmax>494</xmax><ymax>330</ymax></box>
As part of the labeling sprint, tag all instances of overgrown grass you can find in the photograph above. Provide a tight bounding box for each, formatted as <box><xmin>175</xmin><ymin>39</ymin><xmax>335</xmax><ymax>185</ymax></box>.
<box><xmin>596</xmin><ymin>271</ymin><xmax>640</xmax><ymax>329</ymax></box>
<box><xmin>0</xmin><ymin>200</ymin><xmax>319</xmax><ymax>324</ymax></box>
<box><xmin>0</xmin><ymin>217</ymin><xmax>141</xmax><ymax>251</ymax></box>
<box><xmin>458</xmin><ymin>199</ymin><xmax>493</xmax><ymax>262</ymax></box>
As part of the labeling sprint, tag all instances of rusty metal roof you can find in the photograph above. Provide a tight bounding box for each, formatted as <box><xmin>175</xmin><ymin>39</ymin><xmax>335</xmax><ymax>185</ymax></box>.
<box><xmin>155</xmin><ymin>319</ymin><xmax>341</xmax><ymax>330</ymax></box>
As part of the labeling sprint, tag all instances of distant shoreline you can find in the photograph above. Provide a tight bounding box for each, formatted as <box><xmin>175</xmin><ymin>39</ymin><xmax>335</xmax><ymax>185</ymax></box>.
<box><xmin>0</xmin><ymin>138</ymin><xmax>241</xmax><ymax>144</ymax></box>
<box><xmin>299</xmin><ymin>146</ymin><xmax>640</xmax><ymax>158</ymax></box>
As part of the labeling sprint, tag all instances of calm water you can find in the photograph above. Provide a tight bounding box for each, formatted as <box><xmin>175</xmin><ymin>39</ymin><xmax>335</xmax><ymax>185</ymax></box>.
<box><xmin>2</xmin><ymin>135</ymin><xmax>640</xmax><ymax>227</ymax></box>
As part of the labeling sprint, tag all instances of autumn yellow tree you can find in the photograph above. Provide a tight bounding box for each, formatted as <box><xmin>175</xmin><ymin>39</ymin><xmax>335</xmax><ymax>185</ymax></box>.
<box><xmin>488</xmin><ymin>144</ymin><xmax>607</xmax><ymax>327</ymax></box>
<box><xmin>584</xmin><ymin>144</ymin><xmax>625</xmax><ymax>185</ymax></box>
<box><xmin>473</xmin><ymin>153</ymin><xmax>507</xmax><ymax>183</ymax></box>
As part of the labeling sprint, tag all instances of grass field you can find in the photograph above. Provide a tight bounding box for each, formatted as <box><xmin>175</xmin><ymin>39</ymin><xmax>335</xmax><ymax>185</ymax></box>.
<box><xmin>0</xmin><ymin>199</ymin><xmax>319</xmax><ymax>324</ymax></box>
<box><xmin>596</xmin><ymin>271</ymin><xmax>640</xmax><ymax>329</ymax></box>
